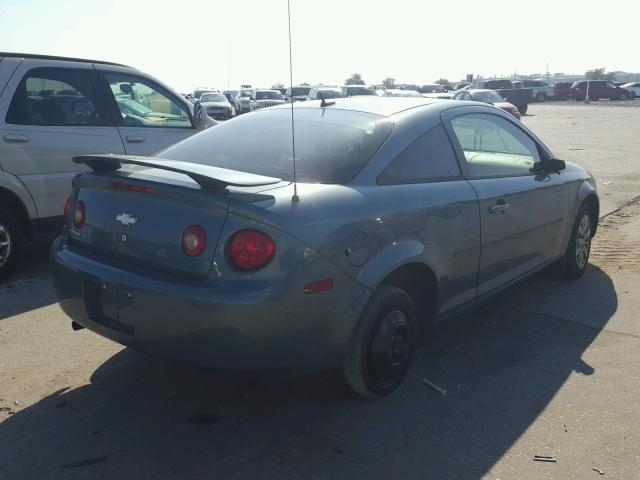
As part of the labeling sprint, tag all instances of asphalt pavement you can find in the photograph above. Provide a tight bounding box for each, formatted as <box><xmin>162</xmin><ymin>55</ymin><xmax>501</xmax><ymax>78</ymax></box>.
<box><xmin>1</xmin><ymin>102</ymin><xmax>639</xmax><ymax>480</ymax></box>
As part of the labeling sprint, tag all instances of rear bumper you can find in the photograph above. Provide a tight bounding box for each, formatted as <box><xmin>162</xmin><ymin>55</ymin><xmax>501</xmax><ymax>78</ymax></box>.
<box><xmin>51</xmin><ymin>237</ymin><xmax>369</xmax><ymax>372</ymax></box>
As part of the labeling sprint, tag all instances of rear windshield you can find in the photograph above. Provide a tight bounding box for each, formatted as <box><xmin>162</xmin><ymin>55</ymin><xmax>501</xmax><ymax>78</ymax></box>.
<box><xmin>160</xmin><ymin>108</ymin><xmax>393</xmax><ymax>184</ymax></box>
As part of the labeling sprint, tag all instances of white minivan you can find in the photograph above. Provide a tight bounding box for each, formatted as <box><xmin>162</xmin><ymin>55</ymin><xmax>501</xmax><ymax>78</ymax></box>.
<box><xmin>0</xmin><ymin>52</ymin><xmax>214</xmax><ymax>280</ymax></box>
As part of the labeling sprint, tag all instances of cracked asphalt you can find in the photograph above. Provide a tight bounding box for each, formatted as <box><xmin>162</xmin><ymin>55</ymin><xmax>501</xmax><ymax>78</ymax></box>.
<box><xmin>1</xmin><ymin>102</ymin><xmax>639</xmax><ymax>480</ymax></box>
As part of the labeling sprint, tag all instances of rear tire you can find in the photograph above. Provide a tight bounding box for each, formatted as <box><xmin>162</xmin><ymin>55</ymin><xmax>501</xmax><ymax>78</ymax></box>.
<box><xmin>343</xmin><ymin>285</ymin><xmax>416</xmax><ymax>398</ymax></box>
<box><xmin>562</xmin><ymin>204</ymin><xmax>593</xmax><ymax>280</ymax></box>
<box><xmin>0</xmin><ymin>207</ymin><xmax>24</xmax><ymax>283</ymax></box>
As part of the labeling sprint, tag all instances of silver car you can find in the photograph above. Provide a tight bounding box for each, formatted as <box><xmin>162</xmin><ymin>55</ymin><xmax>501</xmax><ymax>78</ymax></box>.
<box><xmin>51</xmin><ymin>97</ymin><xmax>598</xmax><ymax>397</ymax></box>
<box><xmin>0</xmin><ymin>52</ymin><xmax>212</xmax><ymax>280</ymax></box>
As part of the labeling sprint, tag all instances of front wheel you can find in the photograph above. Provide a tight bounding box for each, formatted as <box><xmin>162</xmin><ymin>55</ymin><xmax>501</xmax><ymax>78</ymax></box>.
<box><xmin>619</xmin><ymin>92</ymin><xmax>629</xmax><ymax>101</ymax></box>
<box><xmin>0</xmin><ymin>207</ymin><xmax>24</xmax><ymax>283</ymax></box>
<box><xmin>343</xmin><ymin>285</ymin><xmax>417</xmax><ymax>398</ymax></box>
<box><xmin>562</xmin><ymin>204</ymin><xmax>593</xmax><ymax>280</ymax></box>
<box><xmin>535</xmin><ymin>92</ymin><xmax>547</xmax><ymax>102</ymax></box>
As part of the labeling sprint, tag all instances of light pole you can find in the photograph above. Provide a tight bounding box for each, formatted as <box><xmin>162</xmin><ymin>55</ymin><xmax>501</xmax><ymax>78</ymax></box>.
<box><xmin>584</xmin><ymin>72</ymin><xmax>591</xmax><ymax>103</ymax></box>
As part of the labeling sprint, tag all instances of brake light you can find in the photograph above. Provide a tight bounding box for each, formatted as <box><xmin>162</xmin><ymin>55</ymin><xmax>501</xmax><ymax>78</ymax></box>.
<box><xmin>63</xmin><ymin>197</ymin><xmax>71</xmax><ymax>223</ymax></box>
<box><xmin>73</xmin><ymin>201</ymin><xmax>86</xmax><ymax>228</ymax></box>
<box><xmin>229</xmin><ymin>229</ymin><xmax>275</xmax><ymax>270</ymax></box>
<box><xmin>181</xmin><ymin>225</ymin><xmax>207</xmax><ymax>257</ymax></box>
<box><xmin>113</xmin><ymin>182</ymin><xmax>156</xmax><ymax>194</ymax></box>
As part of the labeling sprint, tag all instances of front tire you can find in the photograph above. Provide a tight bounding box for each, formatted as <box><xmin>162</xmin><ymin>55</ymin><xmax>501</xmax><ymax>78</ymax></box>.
<box><xmin>535</xmin><ymin>92</ymin><xmax>547</xmax><ymax>102</ymax></box>
<box><xmin>562</xmin><ymin>204</ymin><xmax>593</xmax><ymax>280</ymax></box>
<box><xmin>619</xmin><ymin>92</ymin><xmax>629</xmax><ymax>101</ymax></box>
<box><xmin>0</xmin><ymin>207</ymin><xmax>24</xmax><ymax>283</ymax></box>
<box><xmin>343</xmin><ymin>285</ymin><xmax>416</xmax><ymax>398</ymax></box>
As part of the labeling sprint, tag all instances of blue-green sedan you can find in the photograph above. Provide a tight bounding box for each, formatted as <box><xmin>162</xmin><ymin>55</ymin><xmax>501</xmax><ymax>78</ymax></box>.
<box><xmin>52</xmin><ymin>97</ymin><xmax>598</xmax><ymax>397</ymax></box>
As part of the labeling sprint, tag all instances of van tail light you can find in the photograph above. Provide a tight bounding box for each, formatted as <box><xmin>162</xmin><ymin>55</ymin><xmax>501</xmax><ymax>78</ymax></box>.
<box><xmin>73</xmin><ymin>201</ymin><xmax>86</xmax><ymax>228</ymax></box>
<box><xmin>229</xmin><ymin>229</ymin><xmax>275</xmax><ymax>270</ymax></box>
<box><xmin>63</xmin><ymin>197</ymin><xmax>71</xmax><ymax>223</ymax></box>
<box><xmin>182</xmin><ymin>225</ymin><xmax>207</xmax><ymax>257</ymax></box>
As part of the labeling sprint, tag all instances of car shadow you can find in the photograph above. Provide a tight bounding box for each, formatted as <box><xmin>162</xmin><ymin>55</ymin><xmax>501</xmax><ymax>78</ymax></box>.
<box><xmin>0</xmin><ymin>265</ymin><xmax>617</xmax><ymax>479</ymax></box>
<box><xmin>0</xmin><ymin>239</ymin><xmax>56</xmax><ymax>320</ymax></box>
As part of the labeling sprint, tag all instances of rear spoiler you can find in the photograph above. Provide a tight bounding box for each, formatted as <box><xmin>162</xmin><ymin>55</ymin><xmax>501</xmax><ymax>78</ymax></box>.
<box><xmin>73</xmin><ymin>154</ymin><xmax>282</xmax><ymax>190</ymax></box>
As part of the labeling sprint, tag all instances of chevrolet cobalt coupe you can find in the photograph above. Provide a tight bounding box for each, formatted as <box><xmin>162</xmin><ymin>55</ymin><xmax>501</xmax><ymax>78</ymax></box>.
<box><xmin>52</xmin><ymin>97</ymin><xmax>598</xmax><ymax>397</ymax></box>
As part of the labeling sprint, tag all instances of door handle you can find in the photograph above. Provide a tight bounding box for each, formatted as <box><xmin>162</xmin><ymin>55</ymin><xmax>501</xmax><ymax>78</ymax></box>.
<box><xmin>125</xmin><ymin>136</ymin><xmax>145</xmax><ymax>143</ymax></box>
<box><xmin>488</xmin><ymin>200</ymin><xmax>510</xmax><ymax>215</ymax></box>
<box><xmin>3</xmin><ymin>134</ymin><xmax>30</xmax><ymax>144</ymax></box>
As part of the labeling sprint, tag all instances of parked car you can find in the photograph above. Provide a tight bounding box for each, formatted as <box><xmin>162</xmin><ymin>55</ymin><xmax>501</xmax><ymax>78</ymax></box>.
<box><xmin>419</xmin><ymin>84</ymin><xmax>448</xmax><ymax>94</ymax></box>
<box><xmin>200</xmin><ymin>92</ymin><xmax>234</xmax><ymax>120</ymax></box>
<box><xmin>553</xmin><ymin>82</ymin><xmax>573</xmax><ymax>100</ymax></box>
<box><xmin>453</xmin><ymin>82</ymin><xmax>472</xmax><ymax>90</ymax></box>
<box><xmin>51</xmin><ymin>97</ymin><xmax>598</xmax><ymax>397</ymax></box>
<box><xmin>341</xmin><ymin>85</ymin><xmax>377</xmax><ymax>97</ymax></box>
<box><xmin>307</xmin><ymin>87</ymin><xmax>345</xmax><ymax>101</ymax></box>
<box><xmin>452</xmin><ymin>89</ymin><xmax>521</xmax><ymax>119</ymax></box>
<box><xmin>569</xmin><ymin>80</ymin><xmax>632</xmax><ymax>101</ymax></box>
<box><xmin>383</xmin><ymin>89</ymin><xmax>422</xmax><ymax>98</ymax></box>
<box><xmin>512</xmin><ymin>80</ymin><xmax>555</xmax><ymax>102</ymax></box>
<box><xmin>223</xmin><ymin>90</ymin><xmax>237</xmax><ymax>105</ymax></box>
<box><xmin>285</xmin><ymin>86</ymin><xmax>312</xmax><ymax>102</ymax></box>
<box><xmin>620</xmin><ymin>82</ymin><xmax>640</xmax><ymax>97</ymax></box>
<box><xmin>474</xmin><ymin>79</ymin><xmax>531</xmax><ymax>114</ymax></box>
<box><xmin>234</xmin><ymin>87</ymin><xmax>255</xmax><ymax>114</ymax></box>
<box><xmin>250</xmin><ymin>89</ymin><xmax>286</xmax><ymax>110</ymax></box>
<box><xmin>192</xmin><ymin>88</ymin><xmax>218</xmax><ymax>100</ymax></box>
<box><xmin>0</xmin><ymin>52</ymin><xmax>213</xmax><ymax>281</ymax></box>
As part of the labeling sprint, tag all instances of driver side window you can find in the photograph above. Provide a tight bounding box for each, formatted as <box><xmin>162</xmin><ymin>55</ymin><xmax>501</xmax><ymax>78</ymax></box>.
<box><xmin>450</xmin><ymin>113</ymin><xmax>541</xmax><ymax>178</ymax></box>
<box><xmin>104</xmin><ymin>73</ymin><xmax>191</xmax><ymax>128</ymax></box>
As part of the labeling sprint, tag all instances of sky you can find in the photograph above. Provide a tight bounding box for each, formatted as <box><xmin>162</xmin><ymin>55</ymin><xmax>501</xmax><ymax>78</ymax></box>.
<box><xmin>1</xmin><ymin>0</ymin><xmax>638</xmax><ymax>93</ymax></box>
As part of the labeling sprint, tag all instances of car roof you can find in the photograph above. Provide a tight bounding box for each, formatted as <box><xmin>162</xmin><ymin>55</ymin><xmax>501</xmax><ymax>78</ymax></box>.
<box><xmin>271</xmin><ymin>96</ymin><xmax>444</xmax><ymax>117</ymax></box>
<box><xmin>465</xmin><ymin>89</ymin><xmax>494</xmax><ymax>93</ymax></box>
<box><xmin>256</xmin><ymin>89</ymin><xmax>280</xmax><ymax>92</ymax></box>
<box><xmin>0</xmin><ymin>51</ymin><xmax>130</xmax><ymax>67</ymax></box>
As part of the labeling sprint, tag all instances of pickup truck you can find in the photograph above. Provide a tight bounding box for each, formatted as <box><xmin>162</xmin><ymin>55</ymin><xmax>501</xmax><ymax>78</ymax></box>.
<box><xmin>475</xmin><ymin>79</ymin><xmax>532</xmax><ymax>114</ymax></box>
<box><xmin>512</xmin><ymin>80</ymin><xmax>555</xmax><ymax>102</ymax></box>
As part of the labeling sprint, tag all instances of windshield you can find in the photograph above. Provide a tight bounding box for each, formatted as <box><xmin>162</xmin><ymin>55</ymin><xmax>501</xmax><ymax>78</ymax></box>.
<box><xmin>472</xmin><ymin>91</ymin><xmax>504</xmax><ymax>103</ymax></box>
<box><xmin>200</xmin><ymin>93</ymin><xmax>227</xmax><ymax>103</ymax></box>
<box><xmin>238</xmin><ymin>89</ymin><xmax>255</xmax><ymax>98</ymax></box>
<box><xmin>160</xmin><ymin>109</ymin><xmax>393</xmax><ymax>184</ymax></box>
<box><xmin>290</xmin><ymin>87</ymin><xmax>311</xmax><ymax>96</ymax></box>
<box><xmin>347</xmin><ymin>87</ymin><xmax>376</xmax><ymax>96</ymax></box>
<box><xmin>255</xmin><ymin>91</ymin><xmax>282</xmax><ymax>100</ymax></box>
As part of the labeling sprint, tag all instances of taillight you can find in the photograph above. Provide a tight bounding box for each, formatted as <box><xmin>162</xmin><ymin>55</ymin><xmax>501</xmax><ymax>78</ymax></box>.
<box><xmin>229</xmin><ymin>229</ymin><xmax>275</xmax><ymax>270</ymax></box>
<box><xmin>63</xmin><ymin>197</ymin><xmax>71</xmax><ymax>223</ymax></box>
<box><xmin>181</xmin><ymin>225</ymin><xmax>207</xmax><ymax>257</ymax></box>
<box><xmin>73</xmin><ymin>201</ymin><xmax>86</xmax><ymax>228</ymax></box>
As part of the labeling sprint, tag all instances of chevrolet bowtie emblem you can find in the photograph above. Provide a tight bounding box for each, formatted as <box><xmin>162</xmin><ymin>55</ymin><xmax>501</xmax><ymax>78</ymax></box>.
<box><xmin>116</xmin><ymin>213</ymin><xmax>138</xmax><ymax>227</ymax></box>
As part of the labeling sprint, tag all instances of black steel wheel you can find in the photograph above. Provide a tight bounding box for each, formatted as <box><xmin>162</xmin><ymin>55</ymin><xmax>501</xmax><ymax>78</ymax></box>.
<box><xmin>343</xmin><ymin>285</ymin><xmax>416</xmax><ymax>397</ymax></box>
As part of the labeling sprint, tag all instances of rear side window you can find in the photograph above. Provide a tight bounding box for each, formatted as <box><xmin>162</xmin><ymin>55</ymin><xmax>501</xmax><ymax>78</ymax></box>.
<box><xmin>161</xmin><ymin>108</ymin><xmax>393</xmax><ymax>184</ymax></box>
<box><xmin>6</xmin><ymin>68</ymin><xmax>106</xmax><ymax>126</ymax></box>
<box><xmin>378</xmin><ymin>124</ymin><xmax>461</xmax><ymax>185</ymax></box>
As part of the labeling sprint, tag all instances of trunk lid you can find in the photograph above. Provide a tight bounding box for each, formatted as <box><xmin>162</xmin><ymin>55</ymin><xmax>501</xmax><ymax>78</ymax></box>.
<box><xmin>67</xmin><ymin>155</ymin><xmax>281</xmax><ymax>279</ymax></box>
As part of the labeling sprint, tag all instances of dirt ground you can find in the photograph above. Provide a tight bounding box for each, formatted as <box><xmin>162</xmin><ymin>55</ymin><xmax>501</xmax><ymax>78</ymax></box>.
<box><xmin>1</xmin><ymin>102</ymin><xmax>639</xmax><ymax>480</ymax></box>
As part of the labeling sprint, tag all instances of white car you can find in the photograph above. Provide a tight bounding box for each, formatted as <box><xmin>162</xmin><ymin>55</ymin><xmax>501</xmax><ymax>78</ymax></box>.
<box><xmin>383</xmin><ymin>89</ymin><xmax>422</xmax><ymax>98</ymax></box>
<box><xmin>0</xmin><ymin>52</ymin><xmax>213</xmax><ymax>280</ymax></box>
<box><xmin>620</xmin><ymin>82</ymin><xmax>640</xmax><ymax>97</ymax></box>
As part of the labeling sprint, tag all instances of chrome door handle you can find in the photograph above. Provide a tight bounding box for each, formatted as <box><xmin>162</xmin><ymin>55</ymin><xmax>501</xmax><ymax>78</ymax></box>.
<box><xmin>3</xmin><ymin>134</ymin><xmax>30</xmax><ymax>144</ymax></box>
<box><xmin>488</xmin><ymin>201</ymin><xmax>510</xmax><ymax>215</ymax></box>
<box><xmin>125</xmin><ymin>136</ymin><xmax>145</xmax><ymax>143</ymax></box>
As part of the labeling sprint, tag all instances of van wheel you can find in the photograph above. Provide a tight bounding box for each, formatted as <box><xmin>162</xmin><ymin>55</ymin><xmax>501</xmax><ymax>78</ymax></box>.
<box><xmin>0</xmin><ymin>207</ymin><xmax>24</xmax><ymax>283</ymax></box>
<box><xmin>562</xmin><ymin>204</ymin><xmax>593</xmax><ymax>280</ymax></box>
<box><xmin>343</xmin><ymin>285</ymin><xmax>416</xmax><ymax>398</ymax></box>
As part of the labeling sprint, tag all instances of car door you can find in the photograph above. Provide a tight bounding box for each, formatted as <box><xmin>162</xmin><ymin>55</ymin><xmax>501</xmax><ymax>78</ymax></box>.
<box><xmin>443</xmin><ymin>109</ymin><xmax>569</xmax><ymax>296</ymax></box>
<box><xmin>98</xmin><ymin>70</ymin><xmax>197</xmax><ymax>155</ymax></box>
<box><xmin>0</xmin><ymin>62</ymin><xmax>124</xmax><ymax>222</ymax></box>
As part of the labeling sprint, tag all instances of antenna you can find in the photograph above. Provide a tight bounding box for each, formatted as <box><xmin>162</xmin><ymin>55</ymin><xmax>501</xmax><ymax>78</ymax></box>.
<box><xmin>287</xmin><ymin>0</ymin><xmax>299</xmax><ymax>203</ymax></box>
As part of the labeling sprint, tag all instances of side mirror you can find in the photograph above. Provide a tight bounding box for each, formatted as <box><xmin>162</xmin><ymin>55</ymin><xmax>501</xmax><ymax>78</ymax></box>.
<box><xmin>547</xmin><ymin>158</ymin><xmax>566</xmax><ymax>171</ymax></box>
<box><xmin>193</xmin><ymin>101</ymin><xmax>208</xmax><ymax>130</ymax></box>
